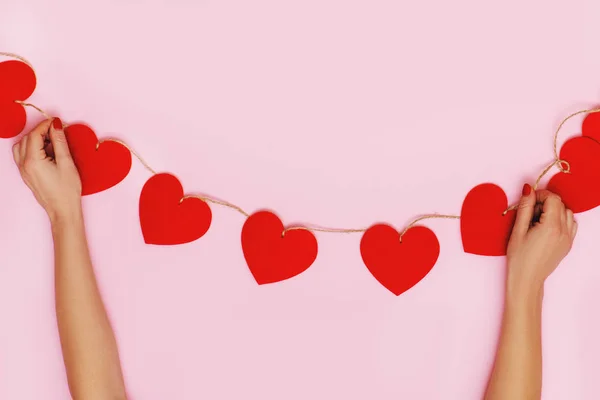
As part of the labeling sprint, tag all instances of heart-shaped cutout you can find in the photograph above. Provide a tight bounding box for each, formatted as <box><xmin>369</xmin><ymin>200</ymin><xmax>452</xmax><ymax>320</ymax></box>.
<box><xmin>0</xmin><ymin>60</ymin><xmax>36</xmax><ymax>139</ymax></box>
<box><xmin>360</xmin><ymin>224</ymin><xmax>440</xmax><ymax>296</ymax></box>
<box><xmin>546</xmin><ymin>136</ymin><xmax>600</xmax><ymax>213</ymax></box>
<box><xmin>139</xmin><ymin>173</ymin><xmax>212</xmax><ymax>245</ymax></box>
<box><xmin>460</xmin><ymin>183</ymin><xmax>517</xmax><ymax>256</ymax></box>
<box><xmin>65</xmin><ymin>124</ymin><xmax>132</xmax><ymax>196</ymax></box>
<box><xmin>241</xmin><ymin>211</ymin><xmax>318</xmax><ymax>285</ymax></box>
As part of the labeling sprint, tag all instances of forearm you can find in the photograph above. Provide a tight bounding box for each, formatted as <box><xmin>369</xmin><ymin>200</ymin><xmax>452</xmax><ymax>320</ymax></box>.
<box><xmin>485</xmin><ymin>281</ymin><xmax>544</xmax><ymax>400</ymax></box>
<box><xmin>52</xmin><ymin>210</ymin><xmax>127</xmax><ymax>400</ymax></box>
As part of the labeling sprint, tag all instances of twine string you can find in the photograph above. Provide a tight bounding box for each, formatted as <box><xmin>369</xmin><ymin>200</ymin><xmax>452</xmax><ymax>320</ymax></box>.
<box><xmin>14</xmin><ymin>101</ymin><xmax>51</xmax><ymax>119</ymax></box>
<box><xmin>399</xmin><ymin>214</ymin><xmax>460</xmax><ymax>241</ymax></box>
<box><xmin>16</xmin><ymin>101</ymin><xmax>157</xmax><ymax>175</ymax></box>
<box><xmin>502</xmin><ymin>107</ymin><xmax>600</xmax><ymax>214</ymax></box>
<box><xmin>180</xmin><ymin>195</ymin><xmax>250</xmax><ymax>217</ymax></box>
<box><xmin>283</xmin><ymin>225</ymin><xmax>368</xmax><ymax>237</ymax></box>
<box><xmin>533</xmin><ymin>107</ymin><xmax>600</xmax><ymax>185</ymax></box>
<box><xmin>533</xmin><ymin>159</ymin><xmax>563</xmax><ymax>190</ymax></box>
<box><xmin>17</xmin><ymin>101</ymin><xmax>252</xmax><ymax>217</ymax></box>
<box><xmin>502</xmin><ymin>203</ymin><xmax>520</xmax><ymax>215</ymax></box>
<box><xmin>99</xmin><ymin>138</ymin><xmax>157</xmax><ymax>175</ymax></box>
<box><xmin>0</xmin><ymin>52</ymin><xmax>32</xmax><ymax>67</ymax></box>
<box><xmin>552</xmin><ymin>108</ymin><xmax>600</xmax><ymax>161</ymax></box>
<box><xmin>282</xmin><ymin>214</ymin><xmax>460</xmax><ymax>240</ymax></box>
<box><xmin>9</xmin><ymin>57</ymin><xmax>599</xmax><ymax>238</ymax></box>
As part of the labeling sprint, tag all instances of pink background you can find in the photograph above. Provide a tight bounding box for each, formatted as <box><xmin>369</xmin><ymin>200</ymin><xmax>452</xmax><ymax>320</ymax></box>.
<box><xmin>1</xmin><ymin>1</ymin><xmax>600</xmax><ymax>398</ymax></box>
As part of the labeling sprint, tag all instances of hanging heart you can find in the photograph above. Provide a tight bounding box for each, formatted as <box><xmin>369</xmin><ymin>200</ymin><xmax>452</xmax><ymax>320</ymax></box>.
<box><xmin>139</xmin><ymin>173</ymin><xmax>212</xmax><ymax>245</ymax></box>
<box><xmin>65</xmin><ymin>124</ymin><xmax>132</xmax><ymax>196</ymax></box>
<box><xmin>360</xmin><ymin>224</ymin><xmax>440</xmax><ymax>296</ymax></box>
<box><xmin>546</xmin><ymin>136</ymin><xmax>600</xmax><ymax>213</ymax></box>
<box><xmin>460</xmin><ymin>183</ymin><xmax>517</xmax><ymax>256</ymax></box>
<box><xmin>241</xmin><ymin>211</ymin><xmax>318</xmax><ymax>285</ymax></box>
<box><xmin>0</xmin><ymin>60</ymin><xmax>36</xmax><ymax>139</ymax></box>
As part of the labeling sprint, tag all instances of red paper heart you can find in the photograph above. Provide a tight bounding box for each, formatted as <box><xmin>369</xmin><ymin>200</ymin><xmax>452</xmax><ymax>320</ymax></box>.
<box><xmin>241</xmin><ymin>211</ymin><xmax>318</xmax><ymax>285</ymax></box>
<box><xmin>0</xmin><ymin>60</ymin><xmax>36</xmax><ymax>139</ymax></box>
<box><xmin>546</xmin><ymin>136</ymin><xmax>600</xmax><ymax>213</ymax></box>
<box><xmin>65</xmin><ymin>124</ymin><xmax>132</xmax><ymax>196</ymax></box>
<box><xmin>139</xmin><ymin>173</ymin><xmax>212</xmax><ymax>245</ymax></box>
<box><xmin>360</xmin><ymin>224</ymin><xmax>440</xmax><ymax>296</ymax></box>
<box><xmin>460</xmin><ymin>183</ymin><xmax>517</xmax><ymax>256</ymax></box>
<box><xmin>582</xmin><ymin>111</ymin><xmax>600</xmax><ymax>143</ymax></box>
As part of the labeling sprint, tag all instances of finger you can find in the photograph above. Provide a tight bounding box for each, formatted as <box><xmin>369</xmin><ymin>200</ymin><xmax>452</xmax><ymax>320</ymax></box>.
<box><xmin>49</xmin><ymin>118</ymin><xmax>73</xmax><ymax>164</ymax></box>
<box><xmin>511</xmin><ymin>183</ymin><xmax>536</xmax><ymax>241</ymax></box>
<box><xmin>535</xmin><ymin>189</ymin><xmax>561</xmax><ymax>204</ymax></box>
<box><xmin>572</xmin><ymin>220</ymin><xmax>578</xmax><ymax>239</ymax></box>
<box><xmin>536</xmin><ymin>189</ymin><xmax>564</xmax><ymax>222</ymax></box>
<box><xmin>12</xmin><ymin>142</ymin><xmax>21</xmax><ymax>166</ymax></box>
<box><xmin>565</xmin><ymin>208</ymin><xmax>573</xmax><ymax>227</ymax></box>
<box><xmin>25</xmin><ymin>119</ymin><xmax>52</xmax><ymax>161</ymax></box>
<box><xmin>19</xmin><ymin>134</ymin><xmax>28</xmax><ymax>161</ymax></box>
<box><xmin>566</xmin><ymin>209</ymin><xmax>575</xmax><ymax>237</ymax></box>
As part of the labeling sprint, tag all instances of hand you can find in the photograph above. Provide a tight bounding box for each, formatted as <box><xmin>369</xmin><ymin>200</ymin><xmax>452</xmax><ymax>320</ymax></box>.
<box><xmin>506</xmin><ymin>184</ymin><xmax>577</xmax><ymax>292</ymax></box>
<box><xmin>12</xmin><ymin>118</ymin><xmax>82</xmax><ymax>223</ymax></box>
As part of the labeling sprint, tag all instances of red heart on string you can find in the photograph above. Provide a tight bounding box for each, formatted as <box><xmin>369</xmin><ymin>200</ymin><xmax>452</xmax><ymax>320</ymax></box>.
<box><xmin>65</xmin><ymin>124</ymin><xmax>132</xmax><ymax>196</ymax></box>
<box><xmin>360</xmin><ymin>224</ymin><xmax>440</xmax><ymax>296</ymax></box>
<box><xmin>241</xmin><ymin>211</ymin><xmax>318</xmax><ymax>285</ymax></box>
<box><xmin>0</xmin><ymin>60</ymin><xmax>36</xmax><ymax>139</ymax></box>
<box><xmin>139</xmin><ymin>173</ymin><xmax>212</xmax><ymax>245</ymax></box>
<box><xmin>582</xmin><ymin>110</ymin><xmax>600</xmax><ymax>143</ymax></box>
<box><xmin>546</xmin><ymin>136</ymin><xmax>600</xmax><ymax>213</ymax></box>
<box><xmin>460</xmin><ymin>183</ymin><xmax>517</xmax><ymax>256</ymax></box>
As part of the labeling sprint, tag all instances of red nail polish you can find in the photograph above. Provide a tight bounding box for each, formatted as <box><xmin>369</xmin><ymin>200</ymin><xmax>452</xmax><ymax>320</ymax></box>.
<box><xmin>522</xmin><ymin>183</ymin><xmax>532</xmax><ymax>196</ymax></box>
<box><xmin>52</xmin><ymin>117</ymin><xmax>62</xmax><ymax>130</ymax></box>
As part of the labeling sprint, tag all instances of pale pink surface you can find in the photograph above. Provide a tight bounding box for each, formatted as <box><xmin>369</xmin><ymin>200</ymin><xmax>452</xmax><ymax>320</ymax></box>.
<box><xmin>1</xmin><ymin>1</ymin><xmax>600</xmax><ymax>399</ymax></box>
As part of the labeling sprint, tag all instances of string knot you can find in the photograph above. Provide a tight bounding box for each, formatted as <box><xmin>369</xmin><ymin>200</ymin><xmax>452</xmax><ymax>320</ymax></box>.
<box><xmin>557</xmin><ymin>159</ymin><xmax>571</xmax><ymax>174</ymax></box>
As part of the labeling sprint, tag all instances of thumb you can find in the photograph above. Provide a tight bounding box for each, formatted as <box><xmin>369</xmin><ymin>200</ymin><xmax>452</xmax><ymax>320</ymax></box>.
<box><xmin>511</xmin><ymin>183</ymin><xmax>536</xmax><ymax>241</ymax></box>
<box><xmin>49</xmin><ymin>117</ymin><xmax>73</xmax><ymax>164</ymax></box>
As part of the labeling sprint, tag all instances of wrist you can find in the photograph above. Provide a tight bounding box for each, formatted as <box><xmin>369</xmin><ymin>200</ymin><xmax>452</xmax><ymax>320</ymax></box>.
<box><xmin>49</xmin><ymin>204</ymin><xmax>84</xmax><ymax>230</ymax></box>
<box><xmin>505</xmin><ymin>270</ymin><xmax>544</xmax><ymax>310</ymax></box>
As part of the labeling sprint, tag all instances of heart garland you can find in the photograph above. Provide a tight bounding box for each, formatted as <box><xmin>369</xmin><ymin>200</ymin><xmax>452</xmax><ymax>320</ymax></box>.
<box><xmin>2</xmin><ymin>52</ymin><xmax>600</xmax><ymax>296</ymax></box>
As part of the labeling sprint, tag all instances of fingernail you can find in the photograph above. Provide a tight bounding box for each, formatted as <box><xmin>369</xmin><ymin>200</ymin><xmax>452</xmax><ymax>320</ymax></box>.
<box><xmin>522</xmin><ymin>183</ymin><xmax>532</xmax><ymax>196</ymax></box>
<box><xmin>52</xmin><ymin>117</ymin><xmax>62</xmax><ymax>130</ymax></box>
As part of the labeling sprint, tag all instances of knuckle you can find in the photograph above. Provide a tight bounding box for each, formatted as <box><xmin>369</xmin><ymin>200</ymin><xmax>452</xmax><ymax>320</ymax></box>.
<box><xmin>22</xmin><ymin>159</ymin><xmax>35</xmax><ymax>173</ymax></box>
<box><xmin>547</xmin><ymin>194</ymin><xmax>562</xmax><ymax>205</ymax></box>
<box><xmin>546</xmin><ymin>224</ymin><xmax>561</xmax><ymax>237</ymax></box>
<box><xmin>63</xmin><ymin>164</ymin><xmax>78</xmax><ymax>175</ymax></box>
<box><xmin>519</xmin><ymin>197</ymin><xmax>531</xmax><ymax>208</ymax></box>
<box><xmin>58</xmin><ymin>153</ymin><xmax>75</xmax><ymax>164</ymax></box>
<box><xmin>548</xmin><ymin>192</ymin><xmax>561</xmax><ymax>200</ymax></box>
